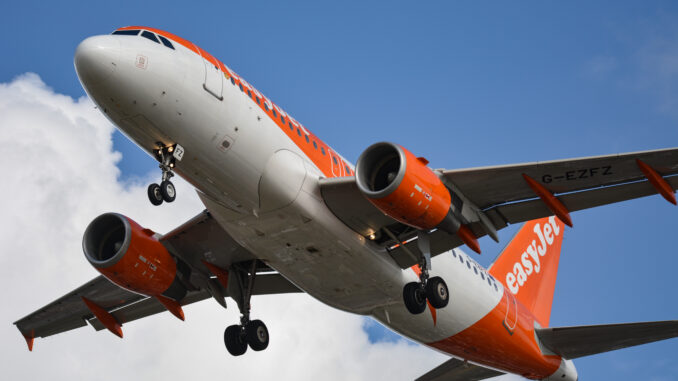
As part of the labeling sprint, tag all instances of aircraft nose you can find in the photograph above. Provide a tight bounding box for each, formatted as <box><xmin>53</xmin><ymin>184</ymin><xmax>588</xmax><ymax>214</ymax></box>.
<box><xmin>74</xmin><ymin>36</ymin><xmax>121</xmax><ymax>87</ymax></box>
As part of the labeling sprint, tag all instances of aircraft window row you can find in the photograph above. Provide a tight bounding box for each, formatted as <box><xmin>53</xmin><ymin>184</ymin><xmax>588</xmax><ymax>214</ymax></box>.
<box><xmin>111</xmin><ymin>30</ymin><xmax>175</xmax><ymax>50</ymax></box>
<box><xmin>225</xmin><ymin>73</ymin><xmax>354</xmax><ymax>173</ymax></box>
<box><xmin>454</xmin><ymin>249</ymin><xmax>499</xmax><ymax>292</ymax></box>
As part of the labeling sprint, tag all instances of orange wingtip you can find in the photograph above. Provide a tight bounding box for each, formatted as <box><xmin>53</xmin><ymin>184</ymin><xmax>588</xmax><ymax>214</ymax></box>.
<box><xmin>81</xmin><ymin>297</ymin><xmax>123</xmax><ymax>338</ymax></box>
<box><xmin>457</xmin><ymin>224</ymin><xmax>481</xmax><ymax>254</ymax></box>
<box><xmin>522</xmin><ymin>174</ymin><xmax>573</xmax><ymax>227</ymax></box>
<box><xmin>155</xmin><ymin>295</ymin><xmax>185</xmax><ymax>321</ymax></box>
<box><xmin>636</xmin><ymin>159</ymin><xmax>677</xmax><ymax>205</ymax></box>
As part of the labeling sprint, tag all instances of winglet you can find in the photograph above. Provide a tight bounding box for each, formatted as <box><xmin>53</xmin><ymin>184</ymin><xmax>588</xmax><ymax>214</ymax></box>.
<box><xmin>81</xmin><ymin>297</ymin><xmax>123</xmax><ymax>338</ymax></box>
<box><xmin>636</xmin><ymin>159</ymin><xmax>677</xmax><ymax>205</ymax></box>
<box><xmin>22</xmin><ymin>330</ymin><xmax>34</xmax><ymax>351</ymax></box>
<box><xmin>522</xmin><ymin>174</ymin><xmax>573</xmax><ymax>227</ymax></box>
<box><xmin>155</xmin><ymin>295</ymin><xmax>185</xmax><ymax>321</ymax></box>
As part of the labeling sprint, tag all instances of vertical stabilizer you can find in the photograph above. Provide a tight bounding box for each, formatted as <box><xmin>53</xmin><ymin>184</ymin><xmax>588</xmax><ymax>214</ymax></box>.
<box><xmin>488</xmin><ymin>216</ymin><xmax>565</xmax><ymax>327</ymax></box>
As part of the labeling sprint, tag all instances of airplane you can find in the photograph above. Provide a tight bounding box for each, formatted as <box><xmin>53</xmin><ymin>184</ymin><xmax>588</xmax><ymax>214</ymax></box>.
<box><xmin>13</xmin><ymin>26</ymin><xmax>678</xmax><ymax>380</ymax></box>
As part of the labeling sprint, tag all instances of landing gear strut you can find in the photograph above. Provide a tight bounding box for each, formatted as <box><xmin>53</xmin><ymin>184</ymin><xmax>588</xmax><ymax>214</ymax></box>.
<box><xmin>224</xmin><ymin>261</ymin><xmax>270</xmax><ymax>356</ymax></box>
<box><xmin>403</xmin><ymin>232</ymin><xmax>450</xmax><ymax>314</ymax></box>
<box><xmin>147</xmin><ymin>143</ymin><xmax>183</xmax><ymax>206</ymax></box>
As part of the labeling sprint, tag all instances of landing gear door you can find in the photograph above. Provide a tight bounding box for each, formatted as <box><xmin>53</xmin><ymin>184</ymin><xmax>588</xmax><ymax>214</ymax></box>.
<box><xmin>203</xmin><ymin>59</ymin><xmax>223</xmax><ymax>100</ymax></box>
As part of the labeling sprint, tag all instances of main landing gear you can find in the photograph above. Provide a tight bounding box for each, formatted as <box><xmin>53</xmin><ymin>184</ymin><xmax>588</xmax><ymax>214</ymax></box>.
<box><xmin>147</xmin><ymin>143</ymin><xmax>184</xmax><ymax>206</ymax></box>
<box><xmin>403</xmin><ymin>232</ymin><xmax>450</xmax><ymax>314</ymax></box>
<box><xmin>224</xmin><ymin>261</ymin><xmax>270</xmax><ymax>356</ymax></box>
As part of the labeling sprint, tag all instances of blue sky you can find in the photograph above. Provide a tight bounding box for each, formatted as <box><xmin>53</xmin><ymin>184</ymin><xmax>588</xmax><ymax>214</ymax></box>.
<box><xmin>1</xmin><ymin>1</ymin><xmax>677</xmax><ymax>379</ymax></box>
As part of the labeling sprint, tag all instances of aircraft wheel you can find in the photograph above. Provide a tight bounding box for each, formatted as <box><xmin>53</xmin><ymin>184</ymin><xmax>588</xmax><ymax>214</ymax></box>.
<box><xmin>403</xmin><ymin>282</ymin><xmax>427</xmax><ymax>314</ymax></box>
<box><xmin>246</xmin><ymin>320</ymin><xmax>269</xmax><ymax>351</ymax></box>
<box><xmin>224</xmin><ymin>325</ymin><xmax>247</xmax><ymax>356</ymax></box>
<box><xmin>160</xmin><ymin>180</ymin><xmax>176</xmax><ymax>202</ymax></box>
<box><xmin>426</xmin><ymin>276</ymin><xmax>449</xmax><ymax>309</ymax></box>
<box><xmin>147</xmin><ymin>183</ymin><xmax>163</xmax><ymax>206</ymax></box>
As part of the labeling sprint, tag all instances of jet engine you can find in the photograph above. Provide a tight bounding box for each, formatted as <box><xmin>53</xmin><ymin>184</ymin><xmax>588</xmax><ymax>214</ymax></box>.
<box><xmin>82</xmin><ymin>213</ymin><xmax>187</xmax><ymax>300</ymax></box>
<box><xmin>355</xmin><ymin>142</ymin><xmax>480</xmax><ymax>252</ymax></box>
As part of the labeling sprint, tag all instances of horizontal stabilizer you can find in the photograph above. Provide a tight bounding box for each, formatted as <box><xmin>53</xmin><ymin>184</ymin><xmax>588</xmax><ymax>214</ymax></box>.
<box><xmin>536</xmin><ymin>320</ymin><xmax>678</xmax><ymax>359</ymax></box>
<box><xmin>416</xmin><ymin>357</ymin><xmax>504</xmax><ymax>381</ymax></box>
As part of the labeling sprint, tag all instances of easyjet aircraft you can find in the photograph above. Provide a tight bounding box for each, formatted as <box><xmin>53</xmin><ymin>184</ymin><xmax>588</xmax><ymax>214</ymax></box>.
<box><xmin>15</xmin><ymin>26</ymin><xmax>678</xmax><ymax>380</ymax></box>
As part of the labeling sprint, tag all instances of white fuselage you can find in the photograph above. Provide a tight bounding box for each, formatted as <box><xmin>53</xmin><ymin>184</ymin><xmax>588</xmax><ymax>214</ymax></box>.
<box><xmin>75</xmin><ymin>31</ymin><xmax>573</xmax><ymax>380</ymax></box>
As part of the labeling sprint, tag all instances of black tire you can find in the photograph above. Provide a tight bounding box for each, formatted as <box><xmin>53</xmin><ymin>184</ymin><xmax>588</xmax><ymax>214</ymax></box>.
<box><xmin>426</xmin><ymin>276</ymin><xmax>449</xmax><ymax>309</ymax></box>
<box><xmin>224</xmin><ymin>325</ymin><xmax>247</xmax><ymax>356</ymax></box>
<box><xmin>246</xmin><ymin>320</ymin><xmax>269</xmax><ymax>351</ymax></box>
<box><xmin>147</xmin><ymin>183</ymin><xmax>163</xmax><ymax>206</ymax></box>
<box><xmin>403</xmin><ymin>282</ymin><xmax>427</xmax><ymax>314</ymax></box>
<box><xmin>160</xmin><ymin>180</ymin><xmax>176</xmax><ymax>202</ymax></box>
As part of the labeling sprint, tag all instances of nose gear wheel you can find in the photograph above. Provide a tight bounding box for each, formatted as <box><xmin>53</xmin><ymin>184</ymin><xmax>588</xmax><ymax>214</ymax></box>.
<box><xmin>147</xmin><ymin>143</ymin><xmax>182</xmax><ymax>205</ymax></box>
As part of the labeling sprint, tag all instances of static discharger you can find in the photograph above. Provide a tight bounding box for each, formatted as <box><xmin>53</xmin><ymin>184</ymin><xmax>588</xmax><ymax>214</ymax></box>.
<box><xmin>81</xmin><ymin>297</ymin><xmax>123</xmax><ymax>338</ymax></box>
<box><xmin>522</xmin><ymin>173</ymin><xmax>573</xmax><ymax>228</ymax></box>
<box><xmin>636</xmin><ymin>159</ymin><xmax>677</xmax><ymax>205</ymax></box>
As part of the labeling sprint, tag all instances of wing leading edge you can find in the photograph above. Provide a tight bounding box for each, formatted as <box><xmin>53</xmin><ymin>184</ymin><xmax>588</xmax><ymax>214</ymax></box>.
<box><xmin>320</xmin><ymin>147</ymin><xmax>678</xmax><ymax>268</ymax></box>
<box><xmin>14</xmin><ymin>211</ymin><xmax>301</xmax><ymax>350</ymax></box>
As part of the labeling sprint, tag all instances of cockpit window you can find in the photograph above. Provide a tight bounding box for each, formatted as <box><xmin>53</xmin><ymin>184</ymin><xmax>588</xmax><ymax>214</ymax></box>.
<box><xmin>113</xmin><ymin>30</ymin><xmax>140</xmax><ymax>36</ymax></box>
<box><xmin>141</xmin><ymin>30</ymin><xmax>160</xmax><ymax>44</ymax></box>
<box><xmin>158</xmin><ymin>35</ymin><xmax>175</xmax><ymax>50</ymax></box>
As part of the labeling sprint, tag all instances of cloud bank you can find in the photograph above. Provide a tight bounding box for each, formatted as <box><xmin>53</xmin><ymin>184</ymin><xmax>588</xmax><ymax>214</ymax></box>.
<box><xmin>0</xmin><ymin>73</ymin><xmax>526</xmax><ymax>380</ymax></box>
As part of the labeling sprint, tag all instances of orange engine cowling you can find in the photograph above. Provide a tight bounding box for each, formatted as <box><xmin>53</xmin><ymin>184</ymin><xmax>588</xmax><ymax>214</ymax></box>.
<box><xmin>355</xmin><ymin>142</ymin><xmax>454</xmax><ymax>230</ymax></box>
<box><xmin>82</xmin><ymin>213</ymin><xmax>186</xmax><ymax>300</ymax></box>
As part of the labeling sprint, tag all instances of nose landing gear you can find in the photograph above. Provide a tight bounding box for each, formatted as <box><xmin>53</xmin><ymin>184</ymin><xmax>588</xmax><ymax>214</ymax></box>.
<box><xmin>147</xmin><ymin>143</ymin><xmax>183</xmax><ymax>206</ymax></box>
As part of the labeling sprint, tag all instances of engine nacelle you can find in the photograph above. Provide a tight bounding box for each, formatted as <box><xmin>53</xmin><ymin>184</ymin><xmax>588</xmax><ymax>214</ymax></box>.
<box><xmin>355</xmin><ymin>142</ymin><xmax>453</xmax><ymax>230</ymax></box>
<box><xmin>83</xmin><ymin>213</ymin><xmax>186</xmax><ymax>300</ymax></box>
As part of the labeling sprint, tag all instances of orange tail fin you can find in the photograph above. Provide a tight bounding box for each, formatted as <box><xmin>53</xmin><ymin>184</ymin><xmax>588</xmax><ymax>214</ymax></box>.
<box><xmin>488</xmin><ymin>216</ymin><xmax>565</xmax><ymax>327</ymax></box>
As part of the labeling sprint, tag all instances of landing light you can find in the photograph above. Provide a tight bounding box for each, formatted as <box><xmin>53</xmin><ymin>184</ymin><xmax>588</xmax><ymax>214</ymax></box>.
<box><xmin>168</xmin><ymin>146</ymin><xmax>174</xmax><ymax>153</ymax></box>
<box><xmin>169</xmin><ymin>163</ymin><xmax>175</xmax><ymax>168</ymax></box>
<box><xmin>368</xmin><ymin>233</ymin><xmax>376</xmax><ymax>240</ymax></box>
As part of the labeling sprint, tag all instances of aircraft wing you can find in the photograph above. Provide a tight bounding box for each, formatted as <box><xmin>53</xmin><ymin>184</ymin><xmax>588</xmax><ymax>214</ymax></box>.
<box><xmin>535</xmin><ymin>320</ymin><xmax>678</xmax><ymax>359</ymax></box>
<box><xmin>14</xmin><ymin>210</ymin><xmax>301</xmax><ymax>348</ymax></box>
<box><xmin>321</xmin><ymin>147</ymin><xmax>678</xmax><ymax>268</ymax></box>
<box><xmin>416</xmin><ymin>357</ymin><xmax>504</xmax><ymax>381</ymax></box>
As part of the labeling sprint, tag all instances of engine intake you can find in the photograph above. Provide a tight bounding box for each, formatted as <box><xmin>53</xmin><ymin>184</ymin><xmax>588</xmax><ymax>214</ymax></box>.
<box><xmin>83</xmin><ymin>213</ymin><xmax>186</xmax><ymax>300</ymax></box>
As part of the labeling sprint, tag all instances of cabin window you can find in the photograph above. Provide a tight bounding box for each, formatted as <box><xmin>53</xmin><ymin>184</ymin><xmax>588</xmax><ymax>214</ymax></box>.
<box><xmin>451</xmin><ymin>250</ymin><xmax>457</xmax><ymax>258</ymax></box>
<box><xmin>141</xmin><ymin>31</ymin><xmax>159</xmax><ymax>43</ymax></box>
<box><xmin>459</xmin><ymin>255</ymin><xmax>464</xmax><ymax>263</ymax></box>
<box><xmin>313</xmin><ymin>141</ymin><xmax>318</xmax><ymax>149</ymax></box>
<box><xmin>280</xmin><ymin>115</ymin><xmax>285</xmax><ymax>124</ymax></box>
<box><xmin>305</xmin><ymin>135</ymin><xmax>310</xmax><ymax>143</ymax></box>
<box><xmin>239</xmin><ymin>84</ymin><xmax>244</xmax><ymax>92</ymax></box>
<box><xmin>113</xmin><ymin>30</ymin><xmax>140</xmax><ymax>36</ymax></box>
<box><xmin>273</xmin><ymin>109</ymin><xmax>277</xmax><ymax>117</ymax></box>
<box><xmin>264</xmin><ymin>103</ymin><xmax>269</xmax><ymax>111</ymax></box>
<box><xmin>158</xmin><ymin>36</ymin><xmax>175</xmax><ymax>50</ymax></box>
<box><xmin>288</xmin><ymin>121</ymin><xmax>294</xmax><ymax>130</ymax></box>
<box><xmin>332</xmin><ymin>157</ymin><xmax>338</xmax><ymax>165</ymax></box>
<box><xmin>230</xmin><ymin>78</ymin><xmax>235</xmax><ymax>85</ymax></box>
<box><xmin>466</xmin><ymin>261</ymin><xmax>471</xmax><ymax>269</ymax></box>
<box><xmin>487</xmin><ymin>277</ymin><xmax>492</xmax><ymax>286</ymax></box>
<box><xmin>473</xmin><ymin>266</ymin><xmax>478</xmax><ymax>275</ymax></box>
<box><xmin>247</xmin><ymin>90</ymin><xmax>252</xmax><ymax>98</ymax></box>
<box><xmin>345</xmin><ymin>166</ymin><xmax>350</xmax><ymax>174</ymax></box>
<box><xmin>296</xmin><ymin>128</ymin><xmax>301</xmax><ymax>137</ymax></box>
<box><xmin>480</xmin><ymin>272</ymin><xmax>485</xmax><ymax>280</ymax></box>
<box><xmin>321</xmin><ymin>147</ymin><xmax>326</xmax><ymax>155</ymax></box>
<box><xmin>256</xmin><ymin>97</ymin><xmax>261</xmax><ymax>105</ymax></box>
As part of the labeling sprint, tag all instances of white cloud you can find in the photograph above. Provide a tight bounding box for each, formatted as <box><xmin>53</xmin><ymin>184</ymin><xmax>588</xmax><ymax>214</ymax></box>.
<box><xmin>0</xmin><ymin>73</ymin><xmax>525</xmax><ymax>380</ymax></box>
